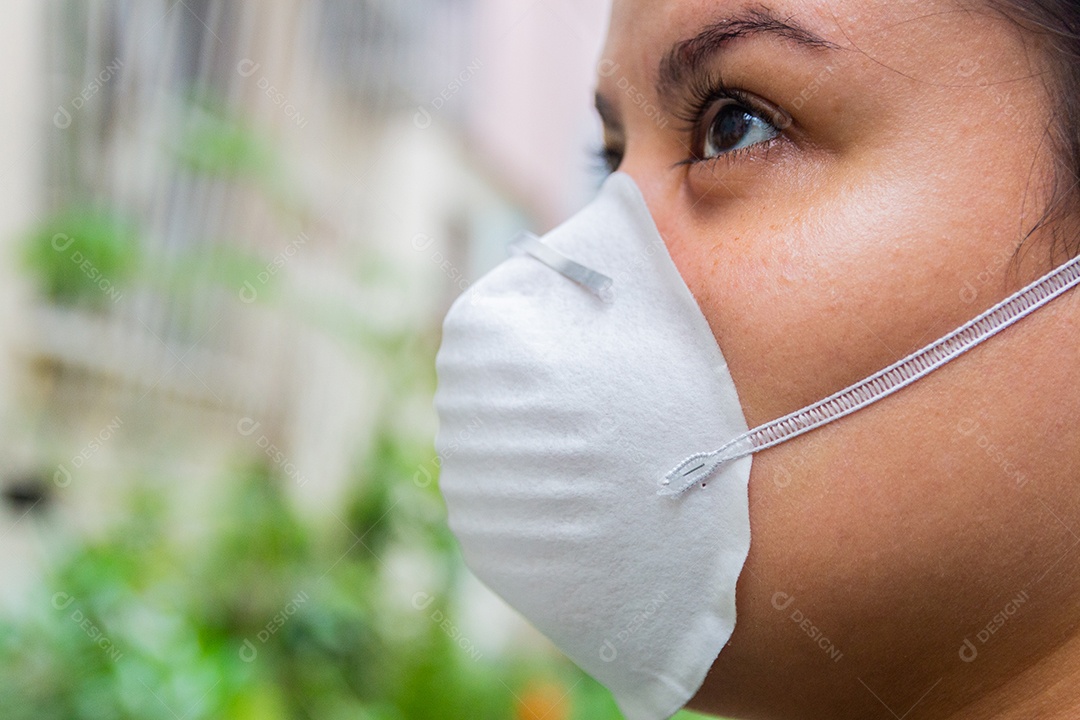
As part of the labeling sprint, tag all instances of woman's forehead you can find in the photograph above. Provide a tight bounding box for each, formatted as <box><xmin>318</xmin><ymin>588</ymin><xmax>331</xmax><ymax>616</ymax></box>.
<box><xmin>603</xmin><ymin>0</ymin><xmax>1000</xmax><ymax>66</ymax></box>
<box><xmin>597</xmin><ymin>0</ymin><xmax>1028</xmax><ymax>114</ymax></box>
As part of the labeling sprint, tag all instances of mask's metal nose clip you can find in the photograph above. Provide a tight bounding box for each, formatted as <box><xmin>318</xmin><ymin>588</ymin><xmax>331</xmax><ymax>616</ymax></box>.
<box><xmin>509</xmin><ymin>232</ymin><xmax>614</xmax><ymax>303</ymax></box>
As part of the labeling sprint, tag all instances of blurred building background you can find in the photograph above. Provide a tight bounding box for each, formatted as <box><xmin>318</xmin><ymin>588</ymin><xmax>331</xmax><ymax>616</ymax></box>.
<box><xmin>0</xmin><ymin>1</ymin><xmax>706</xmax><ymax>719</ymax></box>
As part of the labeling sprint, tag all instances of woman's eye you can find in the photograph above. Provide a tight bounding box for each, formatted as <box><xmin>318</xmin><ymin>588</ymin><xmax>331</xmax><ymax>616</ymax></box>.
<box><xmin>699</xmin><ymin>100</ymin><xmax>780</xmax><ymax>160</ymax></box>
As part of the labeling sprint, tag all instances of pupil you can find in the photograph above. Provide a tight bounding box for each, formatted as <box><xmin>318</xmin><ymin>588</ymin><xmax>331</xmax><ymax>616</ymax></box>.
<box><xmin>710</xmin><ymin>105</ymin><xmax>751</xmax><ymax>151</ymax></box>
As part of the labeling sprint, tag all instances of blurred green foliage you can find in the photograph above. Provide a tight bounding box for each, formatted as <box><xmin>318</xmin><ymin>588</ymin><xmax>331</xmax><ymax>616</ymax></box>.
<box><xmin>20</xmin><ymin>103</ymin><xmax>292</xmax><ymax>312</ymax></box>
<box><xmin>0</xmin><ymin>430</ymin><xmax>714</xmax><ymax>719</ymax></box>
<box><xmin>171</xmin><ymin>102</ymin><xmax>299</xmax><ymax>213</ymax></box>
<box><xmin>21</xmin><ymin>208</ymin><xmax>140</xmax><ymax>309</ymax></box>
<box><xmin>0</xmin><ymin>441</ymin><xmax>499</xmax><ymax>719</ymax></box>
<box><xmin>173</xmin><ymin>106</ymin><xmax>276</xmax><ymax>180</ymax></box>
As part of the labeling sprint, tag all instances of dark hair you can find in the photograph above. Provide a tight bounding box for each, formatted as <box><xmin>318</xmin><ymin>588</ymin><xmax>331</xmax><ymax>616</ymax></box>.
<box><xmin>989</xmin><ymin>0</ymin><xmax>1080</xmax><ymax>260</ymax></box>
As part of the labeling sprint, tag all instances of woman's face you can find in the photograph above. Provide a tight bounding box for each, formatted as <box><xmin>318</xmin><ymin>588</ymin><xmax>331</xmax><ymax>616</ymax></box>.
<box><xmin>597</xmin><ymin>0</ymin><xmax>1080</xmax><ymax>717</ymax></box>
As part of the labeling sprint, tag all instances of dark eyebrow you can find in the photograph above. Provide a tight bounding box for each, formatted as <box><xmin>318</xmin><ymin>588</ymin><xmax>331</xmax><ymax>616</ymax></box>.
<box><xmin>656</xmin><ymin>5</ymin><xmax>840</xmax><ymax>101</ymax></box>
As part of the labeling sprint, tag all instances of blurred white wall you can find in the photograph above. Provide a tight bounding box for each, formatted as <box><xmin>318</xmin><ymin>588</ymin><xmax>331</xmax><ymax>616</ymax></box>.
<box><xmin>0</xmin><ymin>0</ymin><xmax>41</xmax><ymax>412</ymax></box>
<box><xmin>0</xmin><ymin>0</ymin><xmax>43</xmax><ymax>610</ymax></box>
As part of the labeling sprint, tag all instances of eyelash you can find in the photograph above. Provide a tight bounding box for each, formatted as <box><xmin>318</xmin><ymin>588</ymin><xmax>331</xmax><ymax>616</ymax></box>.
<box><xmin>592</xmin><ymin>144</ymin><xmax>623</xmax><ymax>176</ymax></box>
<box><xmin>673</xmin><ymin>72</ymin><xmax>786</xmax><ymax>168</ymax></box>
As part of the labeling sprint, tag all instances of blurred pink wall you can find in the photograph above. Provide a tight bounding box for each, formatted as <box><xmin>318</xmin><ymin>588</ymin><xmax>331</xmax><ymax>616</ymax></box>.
<box><xmin>466</xmin><ymin>0</ymin><xmax>612</xmax><ymax>229</ymax></box>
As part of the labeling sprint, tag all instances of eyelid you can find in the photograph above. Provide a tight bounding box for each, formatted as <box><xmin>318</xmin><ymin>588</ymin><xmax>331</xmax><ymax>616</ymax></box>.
<box><xmin>685</xmin><ymin>87</ymin><xmax>791</xmax><ymax>137</ymax></box>
<box><xmin>734</xmin><ymin>91</ymin><xmax>792</xmax><ymax>132</ymax></box>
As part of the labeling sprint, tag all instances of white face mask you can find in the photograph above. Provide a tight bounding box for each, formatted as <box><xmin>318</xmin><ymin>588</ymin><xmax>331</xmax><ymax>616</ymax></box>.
<box><xmin>434</xmin><ymin>172</ymin><xmax>1080</xmax><ymax>720</ymax></box>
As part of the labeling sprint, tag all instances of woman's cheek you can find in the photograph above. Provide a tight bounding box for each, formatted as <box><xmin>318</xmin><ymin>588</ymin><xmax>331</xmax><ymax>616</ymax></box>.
<box><xmin>661</xmin><ymin>163</ymin><xmax>1005</xmax><ymax>427</ymax></box>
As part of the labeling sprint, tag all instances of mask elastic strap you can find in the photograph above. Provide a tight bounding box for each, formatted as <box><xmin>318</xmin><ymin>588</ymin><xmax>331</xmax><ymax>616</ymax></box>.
<box><xmin>509</xmin><ymin>232</ymin><xmax>614</xmax><ymax>302</ymax></box>
<box><xmin>660</xmin><ymin>253</ymin><xmax>1080</xmax><ymax>497</ymax></box>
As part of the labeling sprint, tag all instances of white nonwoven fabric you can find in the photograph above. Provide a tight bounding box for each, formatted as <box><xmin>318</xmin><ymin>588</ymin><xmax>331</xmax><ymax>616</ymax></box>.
<box><xmin>434</xmin><ymin>172</ymin><xmax>753</xmax><ymax>720</ymax></box>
